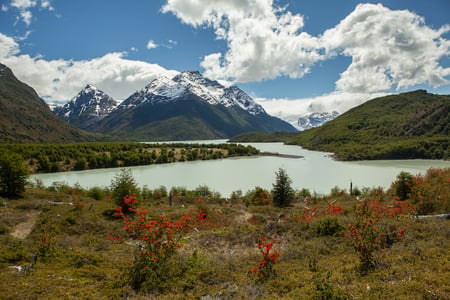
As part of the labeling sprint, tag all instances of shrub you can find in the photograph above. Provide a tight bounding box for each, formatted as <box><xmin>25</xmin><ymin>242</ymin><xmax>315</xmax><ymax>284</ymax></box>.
<box><xmin>317</xmin><ymin>217</ymin><xmax>343</xmax><ymax>236</ymax></box>
<box><xmin>408</xmin><ymin>167</ymin><xmax>450</xmax><ymax>215</ymax></box>
<box><xmin>87</xmin><ymin>186</ymin><xmax>105</xmax><ymax>201</ymax></box>
<box><xmin>346</xmin><ymin>199</ymin><xmax>408</xmax><ymax>274</ymax></box>
<box><xmin>249</xmin><ymin>234</ymin><xmax>281</xmax><ymax>280</ymax></box>
<box><xmin>249</xmin><ymin>187</ymin><xmax>272</xmax><ymax>206</ymax></box>
<box><xmin>195</xmin><ymin>185</ymin><xmax>212</xmax><ymax>198</ymax></box>
<box><xmin>112</xmin><ymin>196</ymin><xmax>194</xmax><ymax>291</ymax></box>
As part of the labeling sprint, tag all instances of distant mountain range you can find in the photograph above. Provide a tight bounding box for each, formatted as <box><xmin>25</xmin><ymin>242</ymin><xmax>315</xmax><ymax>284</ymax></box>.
<box><xmin>0</xmin><ymin>63</ymin><xmax>96</xmax><ymax>143</ymax></box>
<box><xmin>53</xmin><ymin>70</ymin><xmax>296</xmax><ymax>140</ymax></box>
<box><xmin>297</xmin><ymin>111</ymin><xmax>339</xmax><ymax>131</ymax></box>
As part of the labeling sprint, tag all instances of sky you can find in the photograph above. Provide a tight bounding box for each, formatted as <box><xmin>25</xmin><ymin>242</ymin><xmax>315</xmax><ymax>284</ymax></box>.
<box><xmin>0</xmin><ymin>0</ymin><xmax>449</xmax><ymax>124</ymax></box>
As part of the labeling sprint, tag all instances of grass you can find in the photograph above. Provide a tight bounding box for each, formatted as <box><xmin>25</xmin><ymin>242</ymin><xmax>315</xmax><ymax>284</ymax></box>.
<box><xmin>0</xmin><ymin>181</ymin><xmax>449</xmax><ymax>299</ymax></box>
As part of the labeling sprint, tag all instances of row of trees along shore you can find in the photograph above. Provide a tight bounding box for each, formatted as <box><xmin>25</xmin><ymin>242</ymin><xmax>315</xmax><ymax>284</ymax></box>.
<box><xmin>0</xmin><ymin>142</ymin><xmax>258</xmax><ymax>174</ymax></box>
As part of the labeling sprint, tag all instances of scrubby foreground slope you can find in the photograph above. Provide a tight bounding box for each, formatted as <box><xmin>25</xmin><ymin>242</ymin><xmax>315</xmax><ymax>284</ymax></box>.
<box><xmin>0</xmin><ymin>168</ymin><xmax>449</xmax><ymax>299</ymax></box>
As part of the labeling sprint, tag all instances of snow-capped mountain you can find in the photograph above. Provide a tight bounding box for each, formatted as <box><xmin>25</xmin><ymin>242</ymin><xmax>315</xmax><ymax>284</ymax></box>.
<box><xmin>53</xmin><ymin>84</ymin><xmax>118</xmax><ymax>129</ymax></box>
<box><xmin>90</xmin><ymin>71</ymin><xmax>296</xmax><ymax>140</ymax></box>
<box><xmin>297</xmin><ymin>111</ymin><xmax>339</xmax><ymax>131</ymax></box>
<box><xmin>117</xmin><ymin>71</ymin><xmax>266</xmax><ymax>116</ymax></box>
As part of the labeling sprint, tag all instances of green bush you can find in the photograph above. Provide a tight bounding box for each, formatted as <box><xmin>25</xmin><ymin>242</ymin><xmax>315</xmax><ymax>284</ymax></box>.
<box><xmin>317</xmin><ymin>217</ymin><xmax>343</xmax><ymax>236</ymax></box>
<box><xmin>87</xmin><ymin>186</ymin><xmax>105</xmax><ymax>201</ymax></box>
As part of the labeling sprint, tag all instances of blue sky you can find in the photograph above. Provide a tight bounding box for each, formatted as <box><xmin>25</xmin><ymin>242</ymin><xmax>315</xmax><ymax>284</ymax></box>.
<box><xmin>1</xmin><ymin>0</ymin><xmax>449</xmax><ymax>123</ymax></box>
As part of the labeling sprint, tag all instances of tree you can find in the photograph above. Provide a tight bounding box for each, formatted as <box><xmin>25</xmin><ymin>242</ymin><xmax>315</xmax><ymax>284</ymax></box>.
<box><xmin>110</xmin><ymin>169</ymin><xmax>139</xmax><ymax>213</ymax></box>
<box><xmin>271</xmin><ymin>168</ymin><xmax>295</xmax><ymax>207</ymax></box>
<box><xmin>393</xmin><ymin>171</ymin><xmax>414</xmax><ymax>200</ymax></box>
<box><xmin>0</xmin><ymin>151</ymin><xmax>29</xmax><ymax>198</ymax></box>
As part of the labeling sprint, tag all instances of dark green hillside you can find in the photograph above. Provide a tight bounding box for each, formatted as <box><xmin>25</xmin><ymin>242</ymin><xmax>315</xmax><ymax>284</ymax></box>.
<box><xmin>288</xmin><ymin>90</ymin><xmax>449</xmax><ymax>160</ymax></box>
<box><xmin>91</xmin><ymin>97</ymin><xmax>295</xmax><ymax>141</ymax></box>
<box><xmin>0</xmin><ymin>63</ymin><xmax>97</xmax><ymax>143</ymax></box>
<box><xmin>229</xmin><ymin>131</ymin><xmax>298</xmax><ymax>142</ymax></box>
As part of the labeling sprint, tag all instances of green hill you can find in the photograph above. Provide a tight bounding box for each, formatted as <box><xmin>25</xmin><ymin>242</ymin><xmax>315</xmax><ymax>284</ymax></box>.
<box><xmin>288</xmin><ymin>90</ymin><xmax>449</xmax><ymax>160</ymax></box>
<box><xmin>0</xmin><ymin>63</ymin><xmax>98</xmax><ymax>143</ymax></box>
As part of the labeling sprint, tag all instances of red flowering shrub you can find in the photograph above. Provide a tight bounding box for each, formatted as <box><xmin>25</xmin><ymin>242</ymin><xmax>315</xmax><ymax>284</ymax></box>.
<box><xmin>326</xmin><ymin>203</ymin><xmax>346</xmax><ymax>216</ymax></box>
<box><xmin>37</xmin><ymin>229</ymin><xmax>55</xmax><ymax>261</ymax></box>
<box><xmin>408</xmin><ymin>167</ymin><xmax>450</xmax><ymax>214</ymax></box>
<box><xmin>112</xmin><ymin>196</ymin><xmax>194</xmax><ymax>290</ymax></box>
<box><xmin>250</xmin><ymin>187</ymin><xmax>272</xmax><ymax>206</ymax></box>
<box><xmin>249</xmin><ymin>234</ymin><xmax>281</xmax><ymax>280</ymax></box>
<box><xmin>297</xmin><ymin>204</ymin><xmax>320</xmax><ymax>222</ymax></box>
<box><xmin>111</xmin><ymin>195</ymin><xmax>232</xmax><ymax>291</ymax></box>
<box><xmin>346</xmin><ymin>199</ymin><xmax>408</xmax><ymax>273</ymax></box>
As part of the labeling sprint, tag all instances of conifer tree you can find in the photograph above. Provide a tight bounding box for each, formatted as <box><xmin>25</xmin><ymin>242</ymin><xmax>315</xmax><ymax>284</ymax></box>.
<box><xmin>271</xmin><ymin>168</ymin><xmax>294</xmax><ymax>207</ymax></box>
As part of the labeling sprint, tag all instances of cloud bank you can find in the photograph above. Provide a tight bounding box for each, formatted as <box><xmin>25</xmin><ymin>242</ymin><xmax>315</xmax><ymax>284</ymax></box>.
<box><xmin>0</xmin><ymin>33</ymin><xmax>178</xmax><ymax>101</ymax></box>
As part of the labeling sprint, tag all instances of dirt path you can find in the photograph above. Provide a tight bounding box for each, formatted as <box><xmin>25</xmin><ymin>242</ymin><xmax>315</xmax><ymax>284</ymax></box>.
<box><xmin>10</xmin><ymin>211</ymin><xmax>40</xmax><ymax>240</ymax></box>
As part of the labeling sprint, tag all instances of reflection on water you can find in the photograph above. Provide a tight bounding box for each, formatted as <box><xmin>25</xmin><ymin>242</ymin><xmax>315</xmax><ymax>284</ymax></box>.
<box><xmin>31</xmin><ymin>142</ymin><xmax>450</xmax><ymax>197</ymax></box>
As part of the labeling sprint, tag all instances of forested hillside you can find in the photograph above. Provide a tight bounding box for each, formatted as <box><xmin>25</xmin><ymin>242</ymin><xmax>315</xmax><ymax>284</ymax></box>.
<box><xmin>288</xmin><ymin>90</ymin><xmax>449</xmax><ymax>160</ymax></box>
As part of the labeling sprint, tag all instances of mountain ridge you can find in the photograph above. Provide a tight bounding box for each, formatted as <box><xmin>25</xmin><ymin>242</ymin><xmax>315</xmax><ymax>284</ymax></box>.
<box><xmin>56</xmin><ymin>70</ymin><xmax>296</xmax><ymax>141</ymax></box>
<box><xmin>0</xmin><ymin>63</ymin><xmax>97</xmax><ymax>143</ymax></box>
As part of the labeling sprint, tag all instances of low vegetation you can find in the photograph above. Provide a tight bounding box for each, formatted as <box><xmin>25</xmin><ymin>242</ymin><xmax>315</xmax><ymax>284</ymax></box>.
<box><xmin>0</xmin><ymin>167</ymin><xmax>448</xmax><ymax>298</ymax></box>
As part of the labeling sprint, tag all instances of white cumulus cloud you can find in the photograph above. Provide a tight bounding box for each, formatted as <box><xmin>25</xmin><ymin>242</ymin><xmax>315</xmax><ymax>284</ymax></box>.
<box><xmin>162</xmin><ymin>0</ymin><xmax>323</xmax><ymax>83</ymax></box>
<box><xmin>0</xmin><ymin>33</ymin><xmax>179</xmax><ymax>102</ymax></box>
<box><xmin>146</xmin><ymin>40</ymin><xmax>158</xmax><ymax>49</ymax></box>
<box><xmin>321</xmin><ymin>3</ymin><xmax>450</xmax><ymax>93</ymax></box>
<box><xmin>163</xmin><ymin>1</ymin><xmax>450</xmax><ymax>95</ymax></box>
<box><xmin>10</xmin><ymin>0</ymin><xmax>36</xmax><ymax>9</ymax></box>
<box><xmin>7</xmin><ymin>0</ymin><xmax>55</xmax><ymax>25</ymax></box>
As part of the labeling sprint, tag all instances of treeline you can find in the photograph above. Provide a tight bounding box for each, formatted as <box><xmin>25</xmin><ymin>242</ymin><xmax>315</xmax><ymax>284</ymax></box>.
<box><xmin>0</xmin><ymin>142</ymin><xmax>259</xmax><ymax>173</ymax></box>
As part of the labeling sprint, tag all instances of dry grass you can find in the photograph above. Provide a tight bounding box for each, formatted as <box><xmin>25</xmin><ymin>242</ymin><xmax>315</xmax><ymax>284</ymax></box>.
<box><xmin>0</xmin><ymin>188</ymin><xmax>449</xmax><ymax>299</ymax></box>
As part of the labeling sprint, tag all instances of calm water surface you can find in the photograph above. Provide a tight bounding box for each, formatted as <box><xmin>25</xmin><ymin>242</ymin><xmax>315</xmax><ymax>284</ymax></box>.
<box><xmin>31</xmin><ymin>141</ymin><xmax>450</xmax><ymax>197</ymax></box>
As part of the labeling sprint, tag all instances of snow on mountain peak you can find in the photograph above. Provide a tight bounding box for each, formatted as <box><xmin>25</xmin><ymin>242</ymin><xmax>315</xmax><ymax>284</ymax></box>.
<box><xmin>115</xmin><ymin>71</ymin><xmax>266</xmax><ymax>116</ymax></box>
<box><xmin>54</xmin><ymin>84</ymin><xmax>118</xmax><ymax>121</ymax></box>
<box><xmin>297</xmin><ymin>111</ymin><xmax>339</xmax><ymax>130</ymax></box>
<box><xmin>172</xmin><ymin>71</ymin><xmax>224</xmax><ymax>105</ymax></box>
<box><xmin>144</xmin><ymin>76</ymin><xmax>186</xmax><ymax>99</ymax></box>
<box><xmin>170</xmin><ymin>71</ymin><xmax>265</xmax><ymax>115</ymax></box>
<box><xmin>83</xmin><ymin>83</ymin><xmax>97</xmax><ymax>92</ymax></box>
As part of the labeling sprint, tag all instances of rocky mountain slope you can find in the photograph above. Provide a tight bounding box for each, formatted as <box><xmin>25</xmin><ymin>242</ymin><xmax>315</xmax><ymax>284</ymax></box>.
<box><xmin>0</xmin><ymin>63</ymin><xmax>96</xmax><ymax>143</ymax></box>
<box><xmin>53</xmin><ymin>84</ymin><xmax>118</xmax><ymax>130</ymax></box>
